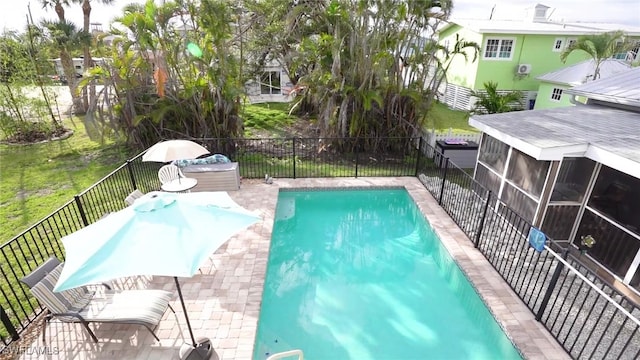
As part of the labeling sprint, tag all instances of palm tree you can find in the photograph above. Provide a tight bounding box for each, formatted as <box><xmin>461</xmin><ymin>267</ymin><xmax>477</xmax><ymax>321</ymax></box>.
<box><xmin>72</xmin><ymin>0</ymin><xmax>115</xmax><ymax>110</ymax></box>
<box><xmin>39</xmin><ymin>0</ymin><xmax>70</xmax><ymax>22</ymax></box>
<box><xmin>560</xmin><ymin>31</ymin><xmax>633</xmax><ymax>80</ymax></box>
<box><xmin>42</xmin><ymin>20</ymin><xmax>91</xmax><ymax>114</ymax></box>
<box><xmin>428</xmin><ymin>33</ymin><xmax>480</xmax><ymax>108</ymax></box>
<box><xmin>471</xmin><ymin>81</ymin><xmax>523</xmax><ymax>115</ymax></box>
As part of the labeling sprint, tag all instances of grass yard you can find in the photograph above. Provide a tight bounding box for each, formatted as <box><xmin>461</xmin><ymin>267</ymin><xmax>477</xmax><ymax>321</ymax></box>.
<box><xmin>242</xmin><ymin>102</ymin><xmax>297</xmax><ymax>137</ymax></box>
<box><xmin>426</xmin><ymin>101</ymin><xmax>477</xmax><ymax>133</ymax></box>
<box><xmin>0</xmin><ymin>118</ymin><xmax>130</xmax><ymax>243</ymax></box>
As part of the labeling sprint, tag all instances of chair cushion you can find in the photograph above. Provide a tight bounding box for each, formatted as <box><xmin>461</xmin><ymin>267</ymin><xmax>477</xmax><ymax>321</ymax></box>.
<box><xmin>173</xmin><ymin>154</ymin><xmax>230</xmax><ymax>168</ymax></box>
<box><xmin>29</xmin><ymin>264</ymin><xmax>92</xmax><ymax>314</ymax></box>
<box><xmin>30</xmin><ymin>265</ymin><xmax>172</xmax><ymax>327</ymax></box>
<box><xmin>78</xmin><ymin>290</ymin><xmax>173</xmax><ymax>327</ymax></box>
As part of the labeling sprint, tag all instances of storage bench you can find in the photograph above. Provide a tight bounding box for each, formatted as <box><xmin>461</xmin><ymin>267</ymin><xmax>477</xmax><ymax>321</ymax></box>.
<box><xmin>181</xmin><ymin>162</ymin><xmax>241</xmax><ymax>191</ymax></box>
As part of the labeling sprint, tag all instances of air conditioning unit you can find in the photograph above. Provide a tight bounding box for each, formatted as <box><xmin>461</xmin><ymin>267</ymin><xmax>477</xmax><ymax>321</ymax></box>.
<box><xmin>517</xmin><ymin>64</ymin><xmax>532</xmax><ymax>75</ymax></box>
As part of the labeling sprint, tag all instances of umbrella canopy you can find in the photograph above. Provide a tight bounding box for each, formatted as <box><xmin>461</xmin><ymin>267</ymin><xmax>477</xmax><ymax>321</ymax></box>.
<box><xmin>54</xmin><ymin>191</ymin><xmax>259</xmax><ymax>359</ymax></box>
<box><xmin>142</xmin><ymin>140</ymin><xmax>209</xmax><ymax>163</ymax></box>
<box><xmin>55</xmin><ymin>191</ymin><xmax>259</xmax><ymax>292</ymax></box>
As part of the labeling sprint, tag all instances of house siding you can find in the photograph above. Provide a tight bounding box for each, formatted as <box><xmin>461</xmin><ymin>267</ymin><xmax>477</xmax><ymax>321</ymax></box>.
<box><xmin>473</xmin><ymin>33</ymin><xmax>591</xmax><ymax>91</ymax></box>
<box><xmin>534</xmin><ymin>82</ymin><xmax>573</xmax><ymax>109</ymax></box>
<box><xmin>438</xmin><ymin>25</ymin><xmax>482</xmax><ymax>89</ymax></box>
<box><xmin>437</xmin><ymin>25</ymin><xmax>640</xmax><ymax>110</ymax></box>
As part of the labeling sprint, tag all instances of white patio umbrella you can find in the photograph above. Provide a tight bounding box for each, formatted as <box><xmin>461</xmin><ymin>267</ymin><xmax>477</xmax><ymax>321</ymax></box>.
<box><xmin>54</xmin><ymin>191</ymin><xmax>260</xmax><ymax>359</ymax></box>
<box><xmin>142</xmin><ymin>140</ymin><xmax>209</xmax><ymax>162</ymax></box>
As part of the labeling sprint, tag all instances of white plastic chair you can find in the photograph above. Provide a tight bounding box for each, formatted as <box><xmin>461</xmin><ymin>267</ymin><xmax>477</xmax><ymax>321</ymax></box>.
<box><xmin>158</xmin><ymin>164</ymin><xmax>183</xmax><ymax>185</ymax></box>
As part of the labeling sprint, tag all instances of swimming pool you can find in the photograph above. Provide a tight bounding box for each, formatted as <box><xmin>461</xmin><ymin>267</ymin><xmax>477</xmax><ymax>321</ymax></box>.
<box><xmin>254</xmin><ymin>188</ymin><xmax>522</xmax><ymax>359</ymax></box>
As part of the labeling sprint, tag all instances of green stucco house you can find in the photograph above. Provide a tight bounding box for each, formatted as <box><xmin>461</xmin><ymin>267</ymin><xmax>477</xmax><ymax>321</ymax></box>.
<box><xmin>437</xmin><ymin>3</ymin><xmax>640</xmax><ymax>111</ymax></box>
<box><xmin>534</xmin><ymin>59</ymin><xmax>631</xmax><ymax>109</ymax></box>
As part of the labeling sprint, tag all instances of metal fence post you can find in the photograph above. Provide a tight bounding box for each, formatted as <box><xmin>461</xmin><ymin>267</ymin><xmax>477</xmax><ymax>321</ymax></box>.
<box><xmin>355</xmin><ymin>146</ymin><xmax>359</xmax><ymax>178</ymax></box>
<box><xmin>126</xmin><ymin>159</ymin><xmax>138</xmax><ymax>190</ymax></box>
<box><xmin>74</xmin><ymin>195</ymin><xmax>89</xmax><ymax>227</ymax></box>
<box><xmin>535</xmin><ymin>247</ymin><xmax>570</xmax><ymax>321</ymax></box>
<box><xmin>474</xmin><ymin>190</ymin><xmax>492</xmax><ymax>248</ymax></box>
<box><xmin>292</xmin><ymin>138</ymin><xmax>297</xmax><ymax>179</ymax></box>
<box><xmin>438</xmin><ymin>157</ymin><xmax>449</xmax><ymax>205</ymax></box>
<box><xmin>0</xmin><ymin>306</ymin><xmax>19</xmax><ymax>341</ymax></box>
<box><xmin>414</xmin><ymin>137</ymin><xmax>423</xmax><ymax>177</ymax></box>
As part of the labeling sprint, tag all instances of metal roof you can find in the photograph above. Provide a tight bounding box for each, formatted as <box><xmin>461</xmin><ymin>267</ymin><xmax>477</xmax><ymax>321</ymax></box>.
<box><xmin>565</xmin><ymin>67</ymin><xmax>640</xmax><ymax>107</ymax></box>
<box><xmin>469</xmin><ymin>105</ymin><xmax>640</xmax><ymax>179</ymax></box>
<box><xmin>536</xmin><ymin>59</ymin><xmax>631</xmax><ymax>86</ymax></box>
<box><xmin>441</xmin><ymin>19</ymin><xmax>640</xmax><ymax>36</ymax></box>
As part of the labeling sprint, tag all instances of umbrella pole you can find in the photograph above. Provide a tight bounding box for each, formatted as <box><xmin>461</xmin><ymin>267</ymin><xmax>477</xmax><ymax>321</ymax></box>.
<box><xmin>174</xmin><ymin>276</ymin><xmax>198</xmax><ymax>347</ymax></box>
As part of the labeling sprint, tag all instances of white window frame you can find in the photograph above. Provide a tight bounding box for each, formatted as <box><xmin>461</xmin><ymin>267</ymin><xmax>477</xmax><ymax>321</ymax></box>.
<box><xmin>551</xmin><ymin>87</ymin><xmax>563</xmax><ymax>102</ymax></box>
<box><xmin>483</xmin><ymin>37</ymin><xmax>516</xmax><ymax>60</ymax></box>
<box><xmin>613</xmin><ymin>40</ymin><xmax>640</xmax><ymax>61</ymax></box>
<box><xmin>628</xmin><ymin>41</ymin><xmax>640</xmax><ymax>62</ymax></box>
<box><xmin>260</xmin><ymin>71</ymin><xmax>281</xmax><ymax>95</ymax></box>
<box><xmin>552</xmin><ymin>38</ymin><xmax>564</xmax><ymax>52</ymax></box>
<box><xmin>612</xmin><ymin>41</ymin><xmax>627</xmax><ymax>59</ymax></box>
<box><xmin>566</xmin><ymin>37</ymin><xmax>577</xmax><ymax>49</ymax></box>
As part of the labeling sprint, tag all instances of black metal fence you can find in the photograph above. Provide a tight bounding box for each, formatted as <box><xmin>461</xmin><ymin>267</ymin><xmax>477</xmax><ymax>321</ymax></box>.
<box><xmin>414</xmin><ymin>139</ymin><xmax>640</xmax><ymax>359</ymax></box>
<box><xmin>0</xmin><ymin>153</ymin><xmax>162</xmax><ymax>349</ymax></box>
<box><xmin>198</xmin><ymin>137</ymin><xmax>420</xmax><ymax>179</ymax></box>
<box><xmin>1</xmin><ymin>136</ymin><xmax>639</xmax><ymax>360</ymax></box>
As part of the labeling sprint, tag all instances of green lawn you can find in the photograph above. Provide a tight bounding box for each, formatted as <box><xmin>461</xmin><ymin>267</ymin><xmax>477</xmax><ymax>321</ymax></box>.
<box><xmin>242</xmin><ymin>102</ymin><xmax>297</xmax><ymax>137</ymax></box>
<box><xmin>245</xmin><ymin>101</ymin><xmax>477</xmax><ymax>135</ymax></box>
<box><xmin>0</xmin><ymin>118</ymin><xmax>130</xmax><ymax>243</ymax></box>
<box><xmin>426</xmin><ymin>101</ymin><xmax>477</xmax><ymax>133</ymax></box>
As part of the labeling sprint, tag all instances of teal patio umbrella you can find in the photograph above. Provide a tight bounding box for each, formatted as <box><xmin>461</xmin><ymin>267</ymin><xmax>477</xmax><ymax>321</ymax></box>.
<box><xmin>54</xmin><ymin>191</ymin><xmax>260</xmax><ymax>359</ymax></box>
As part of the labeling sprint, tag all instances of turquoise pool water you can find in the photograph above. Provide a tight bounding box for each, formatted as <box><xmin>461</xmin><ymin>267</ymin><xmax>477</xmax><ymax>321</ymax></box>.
<box><xmin>254</xmin><ymin>189</ymin><xmax>522</xmax><ymax>360</ymax></box>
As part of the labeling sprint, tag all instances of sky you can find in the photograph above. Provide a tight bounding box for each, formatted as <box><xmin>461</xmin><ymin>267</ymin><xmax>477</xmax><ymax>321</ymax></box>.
<box><xmin>1</xmin><ymin>0</ymin><xmax>639</xmax><ymax>33</ymax></box>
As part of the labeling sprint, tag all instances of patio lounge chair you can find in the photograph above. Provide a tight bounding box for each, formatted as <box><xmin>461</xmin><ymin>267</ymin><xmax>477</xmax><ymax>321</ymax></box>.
<box><xmin>21</xmin><ymin>257</ymin><xmax>174</xmax><ymax>344</ymax></box>
<box><xmin>124</xmin><ymin>189</ymin><xmax>145</xmax><ymax>206</ymax></box>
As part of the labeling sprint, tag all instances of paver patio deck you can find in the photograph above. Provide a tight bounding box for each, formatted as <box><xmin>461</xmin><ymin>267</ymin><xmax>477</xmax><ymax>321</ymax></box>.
<box><xmin>11</xmin><ymin>177</ymin><xmax>569</xmax><ymax>360</ymax></box>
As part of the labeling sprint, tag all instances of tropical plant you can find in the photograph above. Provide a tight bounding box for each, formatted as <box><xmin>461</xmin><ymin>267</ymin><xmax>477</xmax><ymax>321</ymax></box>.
<box><xmin>254</xmin><ymin>0</ymin><xmax>457</xmax><ymax>151</ymax></box>
<box><xmin>427</xmin><ymin>33</ymin><xmax>480</xmax><ymax>106</ymax></box>
<box><xmin>560</xmin><ymin>30</ymin><xmax>634</xmax><ymax>80</ymax></box>
<box><xmin>0</xmin><ymin>29</ymin><xmax>63</xmax><ymax>141</ymax></box>
<box><xmin>85</xmin><ymin>0</ymin><xmax>244</xmax><ymax>149</ymax></box>
<box><xmin>471</xmin><ymin>81</ymin><xmax>523</xmax><ymax>115</ymax></box>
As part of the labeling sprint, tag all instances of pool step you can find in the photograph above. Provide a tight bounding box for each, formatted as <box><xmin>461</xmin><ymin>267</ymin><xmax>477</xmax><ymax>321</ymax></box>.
<box><xmin>266</xmin><ymin>349</ymin><xmax>304</xmax><ymax>360</ymax></box>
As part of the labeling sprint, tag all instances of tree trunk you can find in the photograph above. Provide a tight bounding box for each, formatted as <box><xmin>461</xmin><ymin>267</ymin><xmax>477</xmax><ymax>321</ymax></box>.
<box><xmin>82</xmin><ymin>0</ymin><xmax>92</xmax><ymax>111</ymax></box>
<box><xmin>54</xmin><ymin>2</ymin><xmax>65</xmax><ymax>21</ymax></box>
<box><xmin>60</xmin><ymin>50</ymin><xmax>84</xmax><ymax>115</ymax></box>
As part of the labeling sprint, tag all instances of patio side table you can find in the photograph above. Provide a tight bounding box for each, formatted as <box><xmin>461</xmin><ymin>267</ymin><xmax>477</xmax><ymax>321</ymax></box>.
<box><xmin>161</xmin><ymin>177</ymin><xmax>198</xmax><ymax>193</ymax></box>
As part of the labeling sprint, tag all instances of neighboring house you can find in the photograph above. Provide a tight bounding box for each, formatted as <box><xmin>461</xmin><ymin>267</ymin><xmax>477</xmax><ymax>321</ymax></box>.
<box><xmin>437</xmin><ymin>3</ymin><xmax>640</xmax><ymax>111</ymax></box>
<box><xmin>51</xmin><ymin>57</ymin><xmax>106</xmax><ymax>78</ymax></box>
<box><xmin>244</xmin><ymin>61</ymin><xmax>293</xmax><ymax>104</ymax></box>
<box><xmin>469</xmin><ymin>67</ymin><xmax>640</xmax><ymax>295</ymax></box>
<box><xmin>534</xmin><ymin>59</ymin><xmax>631</xmax><ymax>109</ymax></box>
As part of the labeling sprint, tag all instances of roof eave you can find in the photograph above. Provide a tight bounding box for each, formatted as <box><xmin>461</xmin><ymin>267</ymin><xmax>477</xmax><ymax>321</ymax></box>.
<box><xmin>475</xmin><ymin>29</ymin><xmax>640</xmax><ymax>35</ymax></box>
<box><xmin>566</xmin><ymin>90</ymin><xmax>640</xmax><ymax>107</ymax></box>
<box><xmin>470</xmin><ymin>116</ymin><xmax>592</xmax><ymax>161</ymax></box>
<box><xmin>536</xmin><ymin>78</ymin><xmax>574</xmax><ymax>86</ymax></box>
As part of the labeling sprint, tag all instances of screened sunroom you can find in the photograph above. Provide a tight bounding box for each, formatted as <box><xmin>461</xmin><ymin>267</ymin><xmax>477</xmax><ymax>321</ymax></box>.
<box><xmin>469</xmin><ymin>104</ymin><xmax>640</xmax><ymax>294</ymax></box>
